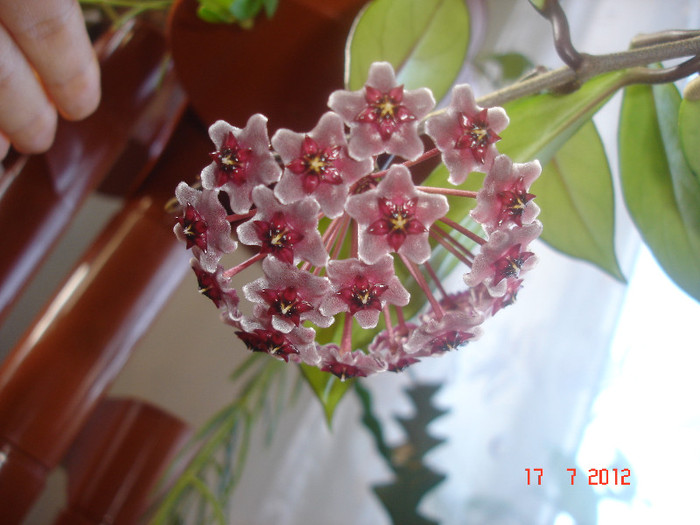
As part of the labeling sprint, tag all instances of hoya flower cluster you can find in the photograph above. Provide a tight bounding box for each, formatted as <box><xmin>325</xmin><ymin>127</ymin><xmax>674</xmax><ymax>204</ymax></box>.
<box><xmin>174</xmin><ymin>62</ymin><xmax>542</xmax><ymax>380</ymax></box>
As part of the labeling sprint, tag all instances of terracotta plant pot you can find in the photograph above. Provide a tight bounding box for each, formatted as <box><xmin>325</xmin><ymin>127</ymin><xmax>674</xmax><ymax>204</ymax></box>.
<box><xmin>168</xmin><ymin>0</ymin><xmax>367</xmax><ymax>132</ymax></box>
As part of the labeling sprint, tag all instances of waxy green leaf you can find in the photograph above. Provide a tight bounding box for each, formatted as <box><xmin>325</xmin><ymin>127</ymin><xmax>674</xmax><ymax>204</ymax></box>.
<box><xmin>300</xmin><ymin>363</ymin><xmax>354</xmax><ymax>426</ymax></box>
<box><xmin>481</xmin><ymin>52</ymin><xmax>535</xmax><ymax>86</ymax></box>
<box><xmin>422</xmin><ymin>72</ymin><xmax>626</xmax><ymax>280</ymax></box>
<box><xmin>196</xmin><ymin>0</ymin><xmax>238</xmax><ymax>24</ymax></box>
<box><xmin>499</xmin><ymin>71</ymin><xmax>626</xmax><ymax>165</ymax></box>
<box><xmin>527</xmin><ymin>0</ymin><xmax>547</xmax><ymax>11</ymax></box>
<box><xmin>679</xmin><ymin>96</ymin><xmax>700</xmax><ymax>182</ymax></box>
<box><xmin>195</xmin><ymin>0</ymin><xmax>277</xmax><ymax>25</ymax></box>
<box><xmin>346</xmin><ymin>0</ymin><xmax>470</xmax><ymax>102</ymax></box>
<box><xmin>534</xmin><ymin>121</ymin><xmax>624</xmax><ymax>281</ymax></box>
<box><xmin>653</xmin><ymin>83</ymin><xmax>700</xmax><ymax>243</ymax></box>
<box><xmin>488</xmin><ymin>72</ymin><xmax>628</xmax><ymax>280</ymax></box>
<box><xmin>619</xmin><ymin>83</ymin><xmax>700</xmax><ymax>302</ymax></box>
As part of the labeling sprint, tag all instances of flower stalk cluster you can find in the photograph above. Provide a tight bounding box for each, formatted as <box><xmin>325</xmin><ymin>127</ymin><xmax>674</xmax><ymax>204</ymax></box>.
<box><xmin>174</xmin><ymin>62</ymin><xmax>543</xmax><ymax>380</ymax></box>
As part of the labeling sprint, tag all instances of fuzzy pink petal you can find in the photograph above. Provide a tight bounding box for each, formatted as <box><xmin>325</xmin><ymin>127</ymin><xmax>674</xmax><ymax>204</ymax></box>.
<box><xmin>273</xmin><ymin>112</ymin><xmax>371</xmax><ymax>217</ymax></box>
<box><xmin>202</xmin><ymin>115</ymin><xmax>282</xmax><ymax>214</ymax></box>
<box><xmin>174</xmin><ymin>183</ymin><xmax>237</xmax><ymax>272</ymax></box>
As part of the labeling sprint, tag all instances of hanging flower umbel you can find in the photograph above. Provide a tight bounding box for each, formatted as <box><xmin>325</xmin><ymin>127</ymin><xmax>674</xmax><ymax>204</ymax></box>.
<box><xmin>173</xmin><ymin>62</ymin><xmax>543</xmax><ymax>380</ymax></box>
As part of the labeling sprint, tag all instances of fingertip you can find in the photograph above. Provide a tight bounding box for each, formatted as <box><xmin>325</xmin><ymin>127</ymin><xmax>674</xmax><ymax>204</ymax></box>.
<box><xmin>9</xmin><ymin>108</ymin><xmax>58</xmax><ymax>155</ymax></box>
<box><xmin>54</xmin><ymin>54</ymin><xmax>101</xmax><ymax>121</ymax></box>
<box><xmin>0</xmin><ymin>135</ymin><xmax>10</xmax><ymax>161</ymax></box>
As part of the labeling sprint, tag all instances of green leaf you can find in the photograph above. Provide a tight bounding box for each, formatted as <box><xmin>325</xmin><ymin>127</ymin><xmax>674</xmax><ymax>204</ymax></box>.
<box><xmin>535</xmin><ymin>121</ymin><xmax>624</xmax><ymax>281</ymax></box>
<box><xmin>619</xmin><ymin>83</ymin><xmax>700</xmax><ymax>302</ymax></box>
<box><xmin>346</xmin><ymin>0</ymin><xmax>470</xmax><ymax>102</ymax></box>
<box><xmin>481</xmin><ymin>52</ymin><xmax>534</xmax><ymax>86</ymax></box>
<box><xmin>299</xmin><ymin>363</ymin><xmax>354</xmax><ymax>425</ymax></box>
<box><xmin>653</xmin><ymin>83</ymin><xmax>700</xmax><ymax>242</ymax></box>
<box><xmin>527</xmin><ymin>0</ymin><xmax>547</xmax><ymax>11</ymax></box>
<box><xmin>499</xmin><ymin>71</ymin><xmax>626</xmax><ymax>165</ymax></box>
<box><xmin>488</xmin><ymin>72</ymin><xmax>629</xmax><ymax>282</ymax></box>
<box><xmin>195</xmin><ymin>0</ymin><xmax>273</xmax><ymax>25</ymax></box>
<box><xmin>231</xmin><ymin>0</ymin><xmax>263</xmax><ymax>20</ymax></box>
<box><xmin>196</xmin><ymin>2</ymin><xmax>237</xmax><ymax>24</ymax></box>
<box><xmin>263</xmin><ymin>0</ymin><xmax>278</xmax><ymax>17</ymax></box>
<box><xmin>422</xmin><ymin>72</ymin><xmax>626</xmax><ymax>248</ymax></box>
<box><xmin>418</xmin><ymin>73</ymin><xmax>627</xmax><ymax>287</ymax></box>
<box><xmin>679</xmin><ymin>96</ymin><xmax>700</xmax><ymax>182</ymax></box>
<box><xmin>149</xmin><ymin>359</ymin><xmax>287</xmax><ymax>523</ymax></box>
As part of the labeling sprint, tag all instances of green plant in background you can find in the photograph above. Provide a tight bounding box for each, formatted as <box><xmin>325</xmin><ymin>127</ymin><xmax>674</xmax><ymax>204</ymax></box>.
<box><xmin>80</xmin><ymin>0</ymin><xmax>277</xmax><ymax>27</ymax></box>
<box><xmin>149</xmin><ymin>355</ymin><xmax>300</xmax><ymax>524</ymax></box>
<box><xmin>195</xmin><ymin>0</ymin><xmax>278</xmax><ymax>26</ymax></box>
<box><xmin>359</xmin><ymin>382</ymin><xmax>448</xmax><ymax>525</ymax></box>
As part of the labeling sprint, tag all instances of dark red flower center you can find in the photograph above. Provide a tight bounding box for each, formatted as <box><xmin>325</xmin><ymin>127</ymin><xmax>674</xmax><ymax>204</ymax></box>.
<box><xmin>321</xmin><ymin>360</ymin><xmax>367</xmax><ymax>381</ymax></box>
<box><xmin>178</xmin><ymin>203</ymin><xmax>208</xmax><ymax>251</ymax></box>
<box><xmin>492</xmin><ymin>244</ymin><xmax>534</xmax><ymax>284</ymax></box>
<box><xmin>193</xmin><ymin>266</ymin><xmax>223</xmax><ymax>307</ymax></box>
<box><xmin>287</xmin><ymin>136</ymin><xmax>343</xmax><ymax>193</ymax></box>
<box><xmin>337</xmin><ymin>275</ymin><xmax>388</xmax><ymax>314</ymax></box>
<box><xmin>497</xmin><ymin>186</ymin><xmax>535</xmax><ymax>226</ymax></box>
<box><xmin>259</xmin><ymin>286</ymin><xmax>313</xmax><ymax>326</ymax></box>
<box><xmin>492</xmin><ymin>278</ymin><xmax>522</xmax><ymax>313</ymax></box>
<box><xmin>386</xmin><ymin>355</ymin><xmax>420</xmax><ymax>372</ymax></box>
<box><xmin>357</xmin><ymin>85</ymin><xmax>415</xmax><ymax>140</ymax></box>
<box><xmin>210</xmin><ymin>131</ymin><xmax>253</xmax><ymax>186</ymax></box>
<box><xmin>430</xmin><ymin>330</ymin><xmax>473</xmax><ymax>353</ymax></box>
<box><xmin>236</xmin><ymin>329</ymin><xmax>299</xmax><ymax>362</ymax></box>
<box><xmin>455</xmin><ymin>109</ymin><xmax>501</xmax><ymax>163</ymax></box>
<box><xmin>253</xmin><ymin>212</ymin><xmax>304</xmax><ymax>264</ymax></box>
<box><xmin>368</xmin><ymin>198</ymin><xmax>426</xmax><ymax>251</ymax></box>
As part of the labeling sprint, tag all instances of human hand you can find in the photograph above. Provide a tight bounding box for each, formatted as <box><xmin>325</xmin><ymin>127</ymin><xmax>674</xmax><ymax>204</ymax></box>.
<box><xmin>0</xmin><ymin>0</ymin><xmax>100</xmax><ymax>160</ymax></box>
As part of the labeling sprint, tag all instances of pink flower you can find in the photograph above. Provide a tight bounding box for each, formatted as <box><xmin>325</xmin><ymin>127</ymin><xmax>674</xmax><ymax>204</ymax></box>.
<box><xmin>368</xmin><ymin>328</ymin><xmax>421</xmax><ymax>372</ymax></box>
<box><xmin>172</xmin><ymin>63</ymin><xmax>543</xmax><ymax>378</ymax></box>
<box><xmin>191</xmin><ymin>259</ymin><xmax>240</xmax><ymax>318</ymax></box>
<box><xmin>237</xmin><ymin>317</ymin><xmax>316</xmax><ymax>364</ymax></box>
<box><xmin>464</xmin><ymin>223</ymin><xmax>542</xmax><ymax>297</ymax></box>
<box><xmin>236</xmin><ymin>328</ymin><xmax>300</xmax><ymax>363</ymax></box>
<box><xmin>177</xmin><ymin>204</ymin><xmax>206</xmax><ymax>251</ymax></box>
<box><xmin>425</xmin><ymin>84</ymin><xmax>509</xmax><ymax>184</ymax></box>
<box><xmin>272</xmin><ymin>112</ymin><xmax>373</xmax><ymax>218</ymax></box>
<box><xmin>201</xmin><ymin>115</ymin><xmax>282</xmax><ymax>214</ymax></box>
<box><xmin>471</xmin><ymin>155</ymin><xmax>541</xmax><ymax>232</ymax></box>
<box><xmin>404</xmin><ymin>311</ymin><xmax>482</xmax><ymax>356</ymax></box>
<box><xmin>318</xmin><ymin>345</ymin><xmax>383</xmax><ymax>381</ymax></box>
<box><xmin>174</xmin><ymin>183</ymin><xmax>237</xmax><ymax>272</ymax></box>
<box><xmin>441</xmin><ymin>288</ymin><xmax>494</xmax><ymax>318</ymax></box>
<box><xmin>237</xmin><ymin>186</ymin><xmax>328</xmax><ymax>267</ymax></box>
<box><xmin>489</xmin><ymin>278</ymin><xmax>523</xmax><ymax>314</ymax></box>
<box><xmin>328</xmin><ymin>62</ymin><xmax>435</xmax><ymax>161</ymax></box>
<box><xmin>242</xmin><ymin>257</ymin><xmax>332</xmax><ymax>333</ymax></box>
<box><xmin>320</xmin><ymin>255</ymin><xmax>409</xmax><ymax>329</ymax></box>
<box><xmin>346</xmin><ymin>165</ymin><xmax>448</xmax><ymax>264</ymax></box>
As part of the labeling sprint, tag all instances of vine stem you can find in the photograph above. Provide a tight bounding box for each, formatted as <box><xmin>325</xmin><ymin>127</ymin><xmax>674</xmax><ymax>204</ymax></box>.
<box><xmin>439</xmin><ymin>217</ymin><xmax>486</xmax><ymax>246</ymax></box>
<box><xmin>417</xmin><ymin>186</ymin><xmax>477</xmax><ymax>198</ymax></box>
<box><xmin>398</xmin><ymin>254</ymin><xmax>444</xmax><ymax>320</ymax></box>
<box><xmin>223</xmin><ymin>252</ymin><xmax>265</xmax><ymax>278</ymax></box>
<box><xmin>471</xmin><ymin>35</ymin><xmax>700</xmax><ymax>108</ymax></box>
<box><xmin>340</xmin><ymin>312</ymin><xmax>354</xmax><ymax>354</ymax></box>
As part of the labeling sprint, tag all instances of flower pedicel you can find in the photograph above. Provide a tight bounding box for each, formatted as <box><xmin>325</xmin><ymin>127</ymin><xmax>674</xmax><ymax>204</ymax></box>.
<box><xmin>174</xmin><ymin>62</ymin><xmax>543</xmax><ymax>380</ymax></box>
